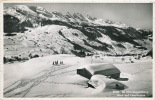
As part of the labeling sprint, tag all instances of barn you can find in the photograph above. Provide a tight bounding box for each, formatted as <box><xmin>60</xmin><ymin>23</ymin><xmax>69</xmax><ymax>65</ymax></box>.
<box><xmin>77</xmin><ymin>63</ymin><xmax>121</xmax><ymax>79</ymax></box>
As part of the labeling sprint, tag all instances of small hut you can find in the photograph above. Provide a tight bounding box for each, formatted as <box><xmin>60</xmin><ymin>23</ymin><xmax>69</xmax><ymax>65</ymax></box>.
<box><xmin>77</xmin><ymin>63</ymin><xmax>121</xmax><ymax>79</ymax></box>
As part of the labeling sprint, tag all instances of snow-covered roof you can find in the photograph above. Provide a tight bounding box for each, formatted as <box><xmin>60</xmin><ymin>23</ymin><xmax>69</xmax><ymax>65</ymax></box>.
<box><xmin>85</xmin><ymin>63</ymin><xmax>121</xmax><ymax>75</ymax></box>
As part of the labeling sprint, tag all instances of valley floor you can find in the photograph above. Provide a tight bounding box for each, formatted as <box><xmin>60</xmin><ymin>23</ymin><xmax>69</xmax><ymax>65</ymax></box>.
<box><xmin>4</xmin><ymin>54</ymin><xmax>152</xmax><ymax>97</ymax></box>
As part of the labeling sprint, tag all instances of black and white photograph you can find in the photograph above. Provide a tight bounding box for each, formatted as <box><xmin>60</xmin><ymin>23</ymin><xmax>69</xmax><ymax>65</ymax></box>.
<box><xmin>3</xmin><ymin>3</ymin><xmax>153</xmax><ymax>98</ymax></box>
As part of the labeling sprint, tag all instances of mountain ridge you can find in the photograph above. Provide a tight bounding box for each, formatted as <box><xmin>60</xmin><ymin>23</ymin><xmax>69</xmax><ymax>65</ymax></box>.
<box><xmin>4</xmin><ymin>5</ymin><xmax>135</xmax><ymax>28</ymax></box>
<box><xmin>3</xmin><ymin>5</ymin><xmax>152</xmax><ymax>59</ymax></box>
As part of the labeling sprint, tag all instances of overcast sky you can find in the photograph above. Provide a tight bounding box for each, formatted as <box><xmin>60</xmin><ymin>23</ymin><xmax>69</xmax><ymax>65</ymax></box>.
<box><xmin>4</xmin><ymin>3</ymin><xmax>153</xmax><ymax>30</ymax></box>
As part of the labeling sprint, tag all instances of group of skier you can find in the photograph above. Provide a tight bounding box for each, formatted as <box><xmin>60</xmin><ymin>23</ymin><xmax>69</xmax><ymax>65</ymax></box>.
<box><xmin>53</xmin><ymin>60</ymin><xmax>63</xmax><ymax>65</ymax></box>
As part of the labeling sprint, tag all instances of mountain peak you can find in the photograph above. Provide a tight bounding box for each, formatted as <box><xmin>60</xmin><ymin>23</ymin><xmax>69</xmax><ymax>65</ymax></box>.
<box><xmin>86</xmin><ymin>15</ymin><xmax>97</xmax><ymax>21</ymax></box>
<box><xmin>4</xmin><ymin>5</ymin><xmax>152</xmax><ymax>58</ymax></box>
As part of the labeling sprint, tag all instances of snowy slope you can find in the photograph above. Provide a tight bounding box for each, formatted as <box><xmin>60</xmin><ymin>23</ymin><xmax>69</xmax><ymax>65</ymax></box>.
<box><xmin>3</xmin><ymin>5</ymin><xmax>152</xmax><ymax>59</ymax></box>
<box><xmin>4</xmin><ymin>54</ymin><xmax>152</xmax><ymax>97</ymax></box>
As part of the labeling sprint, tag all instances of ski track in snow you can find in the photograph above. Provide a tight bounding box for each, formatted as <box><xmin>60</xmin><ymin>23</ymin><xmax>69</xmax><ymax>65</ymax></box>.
<box><xmin>3</xmin><ymin>55</ymin><xmax>152</xmax><ymax>97</ymax></box>
<box><xmin>4</xmin><ymin>64</ymin><xmax>78</xmax><ymax>97</ymax></box>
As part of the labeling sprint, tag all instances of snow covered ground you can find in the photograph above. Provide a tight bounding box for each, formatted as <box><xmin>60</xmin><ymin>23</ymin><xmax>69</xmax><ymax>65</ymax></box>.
<box><xmin>4</xmin><ymin>54</ymin><xmax>152</xmax><ymax>97</ymax></box>
<box><xmin>4</xmin><ymin>25</ymin><xmax>150</xmax><ymax>61</ymax></box>
<box><xmin>3</xmin><ymin>5</ymin><xmax>153</xmax><ymax>98</ymax></box>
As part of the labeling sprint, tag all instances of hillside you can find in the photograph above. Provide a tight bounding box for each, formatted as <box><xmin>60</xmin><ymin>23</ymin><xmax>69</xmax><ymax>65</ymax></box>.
<box><xmin>3</xmin><ymin>5</ymin><xmax>153</xmax><ymax>98</ymax></box>
<box><xmin>3</xmin><ymin>5</ymin><xmax>152</xmax><ymax>61</ymax></box>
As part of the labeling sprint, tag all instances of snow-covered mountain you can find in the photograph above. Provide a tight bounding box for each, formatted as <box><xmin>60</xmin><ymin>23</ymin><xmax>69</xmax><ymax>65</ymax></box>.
<box><xmin>4</xmin><ymin>5</ymin><xmax>131</xmax><ymax>29</ymax></box>
<box><xmin>4</xmin><ymin>5</ymin><xmax>152</xmax><ymax>58</ymax></box>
